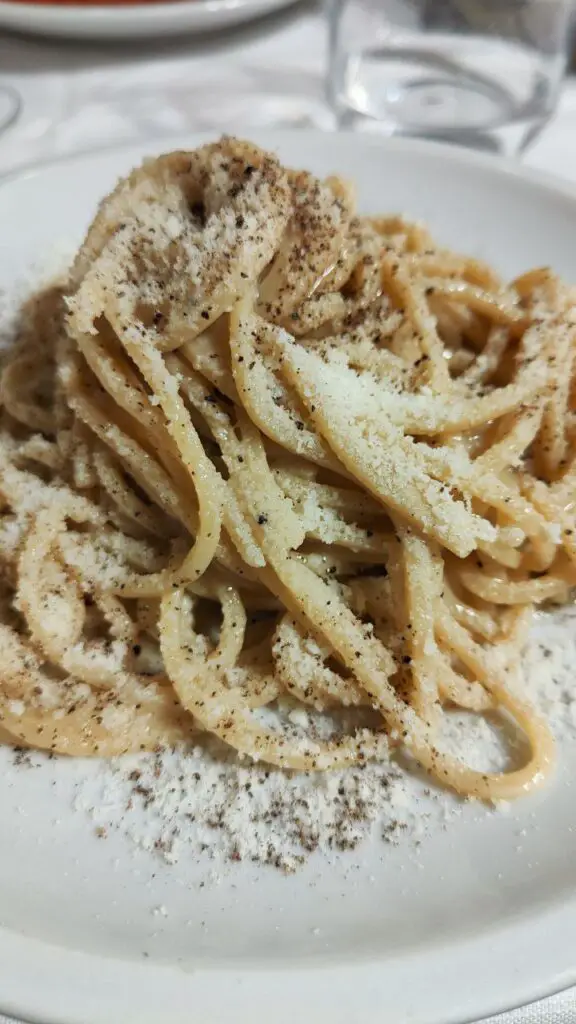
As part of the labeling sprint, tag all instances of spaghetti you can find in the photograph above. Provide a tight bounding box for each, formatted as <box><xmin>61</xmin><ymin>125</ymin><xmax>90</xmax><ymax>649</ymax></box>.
<box><xmin>1</xmin><ymin>136</ymin><xmax>573</xmax><ymax>800</ymax></box>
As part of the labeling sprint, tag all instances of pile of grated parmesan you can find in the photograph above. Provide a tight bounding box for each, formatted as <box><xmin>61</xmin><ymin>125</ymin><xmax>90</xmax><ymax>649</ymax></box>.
<box><xmin>67</xmin><ymin>608</ymin><xmax>576</xmax><ymax>877</ymax></box>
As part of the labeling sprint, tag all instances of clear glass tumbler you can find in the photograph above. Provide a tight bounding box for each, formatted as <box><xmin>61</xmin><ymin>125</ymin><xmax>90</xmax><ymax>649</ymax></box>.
<box><xmin>326</xmin><ymin>0</ymin><xmax>573</xmax><ymax>154</ymax></box>
<box><xmin>0</xmin><ymin>85</ymin><xmax>20</xmax><ymax>138</ymax></box>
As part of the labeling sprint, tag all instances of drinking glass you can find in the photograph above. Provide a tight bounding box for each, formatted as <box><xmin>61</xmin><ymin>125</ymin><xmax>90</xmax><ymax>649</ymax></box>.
<box><xmin>0</xmin><ymin>85</ymin><xmax>20</xmax><ymax>137</ymax></box>
<box><xmin>326</xmin><ymin>0</ymin><xmax>573</xmax><ymax>154</ymax></box>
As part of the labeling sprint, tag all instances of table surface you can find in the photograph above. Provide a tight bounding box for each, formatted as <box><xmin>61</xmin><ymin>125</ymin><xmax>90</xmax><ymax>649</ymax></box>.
<box><xmin>0</xmin><ymin>5</ymin><xmax>575</xmax><ymax>1022</ymax></box>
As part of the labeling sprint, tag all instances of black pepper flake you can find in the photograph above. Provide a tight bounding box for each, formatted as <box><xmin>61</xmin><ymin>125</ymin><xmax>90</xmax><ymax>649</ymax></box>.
<box><xmin>190</xmin><ymin>201</ymin><xmax>206</xmax><ymax>224</ymax></box>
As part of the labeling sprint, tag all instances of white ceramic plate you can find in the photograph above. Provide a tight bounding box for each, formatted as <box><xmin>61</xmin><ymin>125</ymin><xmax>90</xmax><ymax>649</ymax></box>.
<box><xmin>2</xmin><ymin>132</ymin><xmax>576</xmax><ymax>1024</ymax></box>
<box><xmin>0</xmin><ymin>0</ymin><xmax>294</xmax><ymax>40</ymax></box>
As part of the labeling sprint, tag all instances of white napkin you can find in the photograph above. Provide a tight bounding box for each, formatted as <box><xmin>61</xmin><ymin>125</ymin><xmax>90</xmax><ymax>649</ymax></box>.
<box><xmin>0</xmin><ymin>5</ymin><xmax>575</xmax><ymax>1021</ymax></box>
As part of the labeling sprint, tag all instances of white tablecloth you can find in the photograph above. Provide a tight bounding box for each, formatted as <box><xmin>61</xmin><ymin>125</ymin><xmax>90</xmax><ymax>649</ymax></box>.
<box><xmin>1</xmin><ymin>1</ymin><xmax>576</xmax><ymax>177</ymax></box>
<box><xmin>0</xmin><ymin>5</ymin><xmax>575</xmax><ymax>1021</ymax></box>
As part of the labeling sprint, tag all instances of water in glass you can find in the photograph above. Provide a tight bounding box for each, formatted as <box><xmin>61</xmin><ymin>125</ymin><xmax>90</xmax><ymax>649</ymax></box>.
<box><xmin>327</xmin><ymin>0</ymin><xmax>572</xmax><ymax>154</ymax></box>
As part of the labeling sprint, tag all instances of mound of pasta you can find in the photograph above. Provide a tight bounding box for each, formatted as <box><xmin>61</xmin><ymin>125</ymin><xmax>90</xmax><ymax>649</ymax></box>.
<box><xmin>1</xmin><ymin>136</ymin><xmax>574</xmax><ymax>800</ymax></box>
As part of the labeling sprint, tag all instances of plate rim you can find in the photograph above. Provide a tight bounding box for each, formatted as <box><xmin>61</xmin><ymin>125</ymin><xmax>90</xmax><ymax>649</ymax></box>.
<box><xmin>0</xmin><ymin>0</ymin><xmax>295</xmax><ymax>38</ymax></box>
<box><xmin>0</xmin><ymin>0</ymin><xmax>268</xmax><ymax>18</ymax></box>
<box><xmin>1</xmin><ymin>131</ymin><xmax>576</xmax><ymax>1024</ymax></box>
<box><xmin>5</xmin><ymin>127</ymin><xmax>576</xmax><ymax>206</ymax></box>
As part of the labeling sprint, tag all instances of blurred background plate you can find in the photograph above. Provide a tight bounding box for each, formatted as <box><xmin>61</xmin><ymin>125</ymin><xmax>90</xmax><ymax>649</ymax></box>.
<box><xmin>0</xmin><ymin>0</ymin><xmax>297</xmax><ymax>40</ymax></box>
